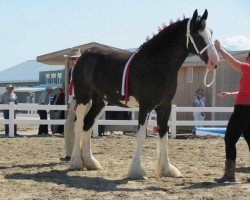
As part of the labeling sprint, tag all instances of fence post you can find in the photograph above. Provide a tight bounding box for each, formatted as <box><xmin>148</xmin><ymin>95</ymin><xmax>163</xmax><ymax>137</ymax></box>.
<box><xmin>170</xmin><ymin>104</ymin><xmax>177</xmax><ymax>138</ymax></box>
<box><xmin>93</xmin><ymin>124</ymin><xmax>99</xmax><ymax>138</ymax></box>
<box><xmin>9</xmin><ymin>102</ymin><xmax>15</xmax><ymax>138</ymax></box>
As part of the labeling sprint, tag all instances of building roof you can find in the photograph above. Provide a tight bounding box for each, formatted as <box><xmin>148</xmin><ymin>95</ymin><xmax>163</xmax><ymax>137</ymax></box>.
<box><xmin>0</xmin><ymin>60</ymin><xmax>64</xmax><ymax>83</ymax></box>
<box><xmin>37</xmin><ymin>42</ymin><xmax>130</xmax><ymax>65</ymax></box>
<box><xmin>14</xmin><ymin>87</ymin><xmax>46</xmax><ymax>93</ymax></box>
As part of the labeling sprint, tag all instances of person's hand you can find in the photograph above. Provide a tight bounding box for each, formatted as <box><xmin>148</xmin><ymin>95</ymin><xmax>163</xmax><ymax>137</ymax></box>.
<box><xmin>67</xmin><ymin>103</ymin><xmax>70</xmax><ymax>111</ymax></box>
<box><xmin>214</xmin><ymin>39</ymin><xmax>221</xmax><ymax>51</ymax></box>
<box><xmin>217</xmin><ymin>92</ymin><xmax>230</xmax><ymax>98</ymax></box>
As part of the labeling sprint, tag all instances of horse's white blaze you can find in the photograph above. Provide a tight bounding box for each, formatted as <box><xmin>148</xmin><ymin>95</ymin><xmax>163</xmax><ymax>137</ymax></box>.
<box><xmin>127</xmin><ymin>115</ymin><xmax>148</xmax><ymax>179</ymax></box>
<box><xmin>120</xmin><ymin>96</ymin><xmax>139</xmax><ymax>108</ymax></box>
<box><xmin>69</xmin><ymin>103</ymin><xmax>89</xmax><ymax>170</ymax></box>
<box><xmin>157</xmin><ymin>134</ymin><xmax>183</xmax><ymax>177</ymax></box>
<box><xmin>81</xmin><ymin>103</ymin><xmax>107</xmax><ymax>170</ymax></box>
<box><xmin>199</xmin><ymin>27</ymin><xmax>219</xmax><ymax>67</ymax></box>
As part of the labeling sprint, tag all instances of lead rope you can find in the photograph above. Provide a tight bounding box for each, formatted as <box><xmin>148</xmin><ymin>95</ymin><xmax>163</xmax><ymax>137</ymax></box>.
<box><xmin>204</xmin><ymin>69</ymin><xmax>216</xmax><ymax>87</ymax></box>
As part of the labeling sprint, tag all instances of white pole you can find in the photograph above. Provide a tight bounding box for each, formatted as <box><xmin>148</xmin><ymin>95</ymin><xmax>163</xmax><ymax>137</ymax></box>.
<box><xmin>93</xmin><ymin>124</ymin><xmax>99</xmax><ymax>138</ymax></box>
<box><xmin>211</xmin><ymin>74</ymin><xmax>217</xmax><ymax>120</ymax></box>
<box><xmin>9</xmin><ymin>102</ymin><xmax>15</xmax><ymax>137</ymax></box>
<box><xmin>170</xmin><ymin>104</ymin><xmax>177</xmax><ymax>138</ymax></box>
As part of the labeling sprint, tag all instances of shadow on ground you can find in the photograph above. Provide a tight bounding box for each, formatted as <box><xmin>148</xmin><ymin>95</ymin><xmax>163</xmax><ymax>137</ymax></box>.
<box><xmin>5</xmin><ymin>170</ymin><xmax>169</xmax><ymax>192</ymax></box>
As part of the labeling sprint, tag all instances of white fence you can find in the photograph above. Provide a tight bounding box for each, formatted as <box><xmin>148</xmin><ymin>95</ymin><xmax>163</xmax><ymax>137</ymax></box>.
<box><xmin>0</xmin><ymin>102</ymin><xmax>233</xmax><ymax>138</ymax></box>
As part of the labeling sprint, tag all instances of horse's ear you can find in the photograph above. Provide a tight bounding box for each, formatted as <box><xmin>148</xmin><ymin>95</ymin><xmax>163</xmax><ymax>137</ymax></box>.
<box><xmin>192</xmin><ymin>9</ymin><xmax>198</xmax><ymax>21</ymax></box>
<box><xmin>201</xmin><ymin>9</ymin><xmax>208</xmax><ymax>21</ymax></box>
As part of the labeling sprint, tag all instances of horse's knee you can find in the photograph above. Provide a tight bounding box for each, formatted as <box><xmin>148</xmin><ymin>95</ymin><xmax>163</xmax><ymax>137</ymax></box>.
<box><xmin>158</xmin><ymin>126</ymin><xmax>169</xmax><ymax>138</ymax></box>
<box><xmin>83</xmin><ymin>116</ymin><xmax>94</xmax><ymax>131</ymax></box>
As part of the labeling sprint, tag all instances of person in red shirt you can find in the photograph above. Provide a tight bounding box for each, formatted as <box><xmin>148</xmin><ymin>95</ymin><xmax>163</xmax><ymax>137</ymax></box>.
<box><xmin>215</xmin><ymin>40</ymin><xmax>250</xmax><ymax>183</ymax></box>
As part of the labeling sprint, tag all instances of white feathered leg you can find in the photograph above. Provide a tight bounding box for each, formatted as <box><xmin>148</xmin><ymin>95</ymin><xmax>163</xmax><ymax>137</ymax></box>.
<box><xmin>69</xmin><ymin>103</ymin><xmax>89</xmax><ymax>170</ymax></box>
<box><xmin>81</xmin><ymin>130</ymin><xmax>102</xmax><ymax>170</ymax></box>
<box><xmin>157</xmin><ymin>134</ymin><xmax>183</xmax><ymax>177</ymax></box>
<box><xmin>81</xmin><ymin>104</ymin><xmax>106</xmax><ymax>170</ymax></box>
<box><xmin>127</xmin><ymin>121</ymin><xmax>148</xmax><ymax>179</ymax></box>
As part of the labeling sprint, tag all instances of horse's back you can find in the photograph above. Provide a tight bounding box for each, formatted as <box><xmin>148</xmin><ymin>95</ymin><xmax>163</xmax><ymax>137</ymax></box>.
<box><xmin>74</xmin><ymin>46</ymin><xmax>133</xmax><ymax>103</ymax></box>
<box><xmin>82</xmin><ymin>46</ymin><xmax>132</xmax><ymax>60</ymax></box>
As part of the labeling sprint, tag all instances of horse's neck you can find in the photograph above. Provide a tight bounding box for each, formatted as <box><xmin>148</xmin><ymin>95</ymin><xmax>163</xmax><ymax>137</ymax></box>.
<box><xmin>139</xmin><ymin>20</ymin><xmax>189</xmax><ymax>71</ymax></box>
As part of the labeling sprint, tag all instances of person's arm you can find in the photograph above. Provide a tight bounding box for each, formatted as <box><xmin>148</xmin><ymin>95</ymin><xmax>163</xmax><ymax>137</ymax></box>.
<box><xmin>15</xmin><ymin>94</ymin><xmax>18</xmax><ymax>104</ymax></box>
<box><xmin>214</xmin><ymin>40</ymin><xmax>242</xmax><ymax>72</ymax></box>
<box><xmin>192</xmin><ymin>97</ymin><xmax>196</xmax><ymax>107</ymax></box>
<box><xmin>39</xmin><ymin>92</ymin><xmax>46</xmax><ymax>105</ymax></box>
<box><xmin>202</xmin><ymin>96</ymin><xmax>206</xmax><ymax>107</ymax></box>
<box><xmin>218</xmin><ymin>91</ymin><xmax>239</xmax><ymax>98</ymax></box>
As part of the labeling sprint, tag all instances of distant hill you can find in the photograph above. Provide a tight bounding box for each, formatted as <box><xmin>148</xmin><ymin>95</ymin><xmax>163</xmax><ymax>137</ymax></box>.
<box><xmin>126</xmin><ymin>48</ymin><xmax>137</xmax><ymax>52</ymax></box>
<box><xmin>0</xmin><ymin>60</ymin><xmax>64</xmax><ymax>83</ymax></box>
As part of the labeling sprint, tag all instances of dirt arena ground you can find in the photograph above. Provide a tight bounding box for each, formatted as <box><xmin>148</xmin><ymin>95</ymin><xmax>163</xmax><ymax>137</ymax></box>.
<box><xmin>0</xmin><ymin>133</ymin><xmax>249</xmax><ymax>200</ymax></box>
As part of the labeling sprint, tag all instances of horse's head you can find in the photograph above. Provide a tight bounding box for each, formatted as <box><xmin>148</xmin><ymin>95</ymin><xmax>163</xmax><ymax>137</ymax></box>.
<box><xmin>187</xmin><ymin>9</ymin><xmax>219</xmax><ymax>70</ymax></box>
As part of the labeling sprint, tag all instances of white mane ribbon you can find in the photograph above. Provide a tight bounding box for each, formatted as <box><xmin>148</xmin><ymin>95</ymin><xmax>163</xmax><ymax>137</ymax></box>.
<box><xmin>121</xmin><ymin>52</ymin><xmax>137</xmax><ymax>96</ymax></box>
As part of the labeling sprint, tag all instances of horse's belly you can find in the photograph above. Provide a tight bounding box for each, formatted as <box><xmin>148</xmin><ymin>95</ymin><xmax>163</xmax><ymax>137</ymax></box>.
<box><xmin>119</xmin><ymin>96</ymin><xmax>139</xmax><ymax>108</ymax></box>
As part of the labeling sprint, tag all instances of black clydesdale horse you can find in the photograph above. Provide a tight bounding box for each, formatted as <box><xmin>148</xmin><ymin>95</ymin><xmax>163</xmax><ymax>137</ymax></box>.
<box><xmin>71</xmin><ymin>9</ymin><xmax>219</xmax><ymax>179</ymax></box>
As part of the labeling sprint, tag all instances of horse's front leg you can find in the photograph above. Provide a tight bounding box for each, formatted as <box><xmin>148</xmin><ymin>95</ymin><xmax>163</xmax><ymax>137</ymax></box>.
<box><xmin>81</xmin><ymin>97</ymin><xmax>106</xmax><ymax>170</ymax></box>
<box><xmin>69</xmin><ymin>103</ymin><xmax>90</xmax><ymax>170</ymax></box>
<box><xmin>155</xmin><ymin>104</ymin><xmax>183</xmax><ymax>178</ymax></box>
<box><xmin>127</xmin><ymin>109</ymin><xmax>149</xmax><ymax>179</ymax></box>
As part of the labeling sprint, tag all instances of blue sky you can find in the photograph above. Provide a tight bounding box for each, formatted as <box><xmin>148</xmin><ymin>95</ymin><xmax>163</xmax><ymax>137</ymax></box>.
<box><xmin>0</xmin><ymin>0</ymin><xmax>250</xmax><ymax>71</ymax></box>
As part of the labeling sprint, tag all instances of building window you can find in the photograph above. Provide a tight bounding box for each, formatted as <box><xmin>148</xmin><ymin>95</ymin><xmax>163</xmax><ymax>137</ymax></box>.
<box><xmin>51</xmin><ymin>73</ymin><xmax>56</xmax><ymax>84</ymax></box>
<box><xmin>45</xmin><ymin>74</ymin><xmax>50</xmax><ymax>84</ymax></box>
<box><xmin>187</xmin><ymin>67</ymin><xmax>193</xmax><ymax>83</ymax></box>
<box><xmin>57</xmin><ymin>73</ymin><xmax>62</xmax><ymax>83</ymax></box>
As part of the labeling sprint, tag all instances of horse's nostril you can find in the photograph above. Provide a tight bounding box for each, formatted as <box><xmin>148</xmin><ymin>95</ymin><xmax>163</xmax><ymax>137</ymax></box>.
<box><xmin>215</xmin><ymin>65</ymin><xmax>217</xmax><ymax>69</ymax></box>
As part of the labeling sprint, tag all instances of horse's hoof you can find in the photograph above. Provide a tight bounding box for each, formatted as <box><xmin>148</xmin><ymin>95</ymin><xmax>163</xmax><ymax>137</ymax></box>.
<box><xmin>83</xmin><ymin>156</ymin><xmax>102</xmax><ymax>170</ymax></box>
<box><xmin>69</xmin><ymin>157</ymin><xmax>84</xmax><ymax>170</ymax></box>
<box><xmin>158</xmin><ymin>163</ymin><xmax>183</xmax><ymax>178</ymax></box>
<box><xmin>127</xmin><ymin>165</ymin><xmax>147</xmax><ymax>179</ymax></box>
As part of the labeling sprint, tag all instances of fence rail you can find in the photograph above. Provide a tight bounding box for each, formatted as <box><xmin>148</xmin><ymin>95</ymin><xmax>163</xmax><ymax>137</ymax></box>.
<box><xmin>0</xmin><ymin>103</ymin><xmax>233</xmax><ymax>138</ymax></box>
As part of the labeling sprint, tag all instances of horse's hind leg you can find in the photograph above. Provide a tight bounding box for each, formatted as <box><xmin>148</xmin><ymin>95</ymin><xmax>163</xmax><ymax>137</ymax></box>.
<box><xmin>81</xmin><ymin>93</ymin><xmax>107</xmax><ymax>170</ymax></box>
<box><xmin>69</xmin><ymin>100</ymin><xmax>92</xmax><ymax>170</ymax></box>
<box><xmin>127</xmin><ymin>107</ymin><xmax>149</xmax><ymax>179</ymax></box>
<box><xmin>155</xmin><ymin>104</ymin><xmax>183</xmax><ymax>178</ymax></box>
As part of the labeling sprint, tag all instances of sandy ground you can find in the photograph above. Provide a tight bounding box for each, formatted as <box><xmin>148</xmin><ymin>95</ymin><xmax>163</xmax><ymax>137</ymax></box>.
<box><xmin>0</xmin><ymin>132</ymin><xmax>249</xmax><ymax>200</ymax></box>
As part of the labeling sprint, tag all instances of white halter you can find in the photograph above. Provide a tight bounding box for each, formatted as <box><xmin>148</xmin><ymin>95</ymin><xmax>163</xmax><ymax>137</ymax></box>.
<box><xmin>186</xmin><ymin>19</ymin><xmax>214</xmax><ymax>56</ymax></box>
<box><xmin>186</xmin><ymin>18</ymin><xmax>216</xmax><ymax>87</ymax></box>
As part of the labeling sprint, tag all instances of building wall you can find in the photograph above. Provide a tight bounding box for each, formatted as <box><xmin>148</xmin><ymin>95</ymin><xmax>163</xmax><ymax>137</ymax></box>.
<box><xmin>173</xmin><ymin>60</ymin><xmax>242</xmax><ymax>121</ymax></box>
<box><xmin>39</xmin><ymin>70</ymin><xmax>65</xmax><ymax>85</ymax></box>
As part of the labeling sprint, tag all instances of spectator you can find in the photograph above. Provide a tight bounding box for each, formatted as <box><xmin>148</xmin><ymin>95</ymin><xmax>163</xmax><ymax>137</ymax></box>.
<box><xmin>192</xmin><ymin>87</ymin><xmax>206</xmax><ymax>129</ymax></box>
<box><xmin>50</xmin><ymin>85</ymin><xmax>65</xmax><ymax>134</ymax></box>
<box><xmin>37</xmin><ymin>87</ymin><xmax>52</xmax><ymax>135</ymax></box>
<box><xmin>214</xmin><ymin>40</ymin><xmax>250</xmax><ymax>183</ymax></box>
<box><xmin>60</xmin><ymin>48</ymin><xmax>81</xmax><ymax>161</ymax></box>
<box><xmin>0</xmin><ymin>84</ymin><xmax>18</xmax><ymax>136</ymax></box>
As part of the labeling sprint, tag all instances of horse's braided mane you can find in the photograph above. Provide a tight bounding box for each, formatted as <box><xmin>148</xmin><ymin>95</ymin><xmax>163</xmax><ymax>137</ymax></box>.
<box><xmin>137</xmin><ymin>17</ymin><xmax>189</xmax><ymax>55</ymax></box>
